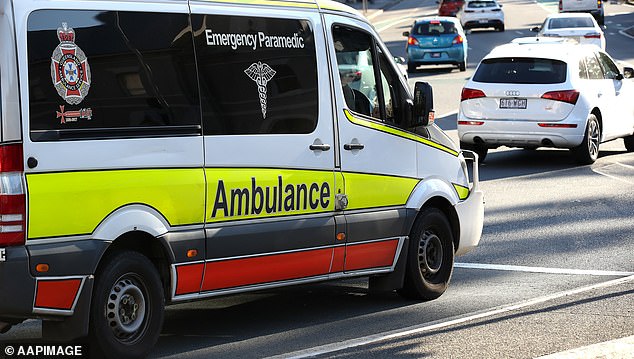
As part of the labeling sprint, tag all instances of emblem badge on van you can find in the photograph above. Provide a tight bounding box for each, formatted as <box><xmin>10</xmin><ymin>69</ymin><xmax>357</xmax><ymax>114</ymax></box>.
<box><xmin>244</xmin><ymin>62</ymin><xmax>276</xmax><ymax>119</ymax></box>
<box><xmin>50</xmin><ymin>23</ymin><xmax>91</xmax><ymax>105</ymax></box>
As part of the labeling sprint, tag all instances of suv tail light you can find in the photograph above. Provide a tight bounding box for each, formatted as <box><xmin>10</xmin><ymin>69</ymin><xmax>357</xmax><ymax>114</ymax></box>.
<box><xmin>0</xmin><ymin>144</ymin><xmax>26</xmax><ymax>247</ymax></box>
<box><xmin>453</xmin><ymin>35</ymin><xmax>464</xmax><ymax>45</ymax></box>
<box><xmin>597</xmin><ymin>0</ymin><xmax>602</xmax><ymax>8</ymax></box>
<box><xmin>408</xmin><ymin>36</ymin><xmax>419</xmax><ymax>46</ymax></box>
<box><xmin>541</xmin><ymin>90</ymin><xmax>579</xmax><ymax>104</ymax></box>
<box><xmin>558</xmin><ymin>0</ymin><xmax>562</xmax><ymax>10</ymax></box>
<box><xmin>461</xmin><ymin>88</ymin><xmax>486</xmax><ymax>101</ymax></box>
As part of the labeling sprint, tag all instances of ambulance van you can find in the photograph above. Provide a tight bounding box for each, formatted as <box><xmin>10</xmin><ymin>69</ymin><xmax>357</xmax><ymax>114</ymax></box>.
<box><xmin>0</xmin><ymin>0</ymin><xmax>484</xmax><ymax>357</ymax></box>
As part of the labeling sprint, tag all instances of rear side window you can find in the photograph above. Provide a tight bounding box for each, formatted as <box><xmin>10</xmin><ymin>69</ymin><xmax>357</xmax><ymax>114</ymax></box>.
<box><xmin>549</xmin><ymin>17</ymin><xmax>594</xmax><ymax>29</ymax></box>
<box><xmin>27</xmin><ymin>10</ymin><xmax>200</xmax><ymax>141</ymax></box>
<box><xmin>473</xmin><ymin>57</ymin><xmax>567</xmax><ymax>84</ymax></box>
<box><xmin>413</xmin><ymin>21</ymin><xmax>457</xmax><ymax>35</ymax></box>
<box><xmin>191</xmin><ymin>15</ymin><xmax>318</xmax><ymax>135</ymax></box>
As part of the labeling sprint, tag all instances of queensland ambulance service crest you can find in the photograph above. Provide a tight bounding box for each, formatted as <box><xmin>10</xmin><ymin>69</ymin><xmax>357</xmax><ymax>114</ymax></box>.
<box><xmin>50</xmin><ymin>23</ymin><xmax>91</xmax><ymax>105</ymax></box>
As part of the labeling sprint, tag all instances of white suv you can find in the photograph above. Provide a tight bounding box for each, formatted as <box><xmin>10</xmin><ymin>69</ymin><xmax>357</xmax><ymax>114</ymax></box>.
<box><xmin>458</xmin><ymin>42</ymin><xmax>634</xmax><ymax>163</ymax></box>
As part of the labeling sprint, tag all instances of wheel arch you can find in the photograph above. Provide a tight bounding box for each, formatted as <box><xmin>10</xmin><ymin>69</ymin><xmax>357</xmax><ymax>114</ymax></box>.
<box><xmin>590</xmin><ymin>107</ymin><xmax>603</xmax><ymax>140</ymax></box>
<box><xmin>406</xmin><ymin>178</ymin><xmax>461</xmax><ymax>252</ymax></box>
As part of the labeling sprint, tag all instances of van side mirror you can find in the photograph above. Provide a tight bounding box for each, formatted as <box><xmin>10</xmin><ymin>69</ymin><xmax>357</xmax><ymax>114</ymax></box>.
<box><xmin>412</xmin><ymin>81</ymin><xmax>435</xmax><ymax>127</ymax></box>
<box><xmin>624</xmin><ymin>67</ymin><xmax>634</xmax><ymax>79</ymax></box>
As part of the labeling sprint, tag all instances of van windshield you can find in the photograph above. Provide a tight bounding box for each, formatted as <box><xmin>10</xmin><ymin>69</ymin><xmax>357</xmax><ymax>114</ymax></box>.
<box><xmin>473</xmin><ymin>57</ymin><xmax>567</xmax><ymax>84</ymax></box>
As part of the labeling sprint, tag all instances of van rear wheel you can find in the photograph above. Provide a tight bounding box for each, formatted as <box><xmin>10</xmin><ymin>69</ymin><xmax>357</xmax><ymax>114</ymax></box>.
<box><xmin>398</xmin><ymin>208</ymin><xmax>455</xmax><ymax>301</ymax></box>
<box><xmin>89</xmin><ymin>251</ymin><xmax>164</xmax><ymax>359</ymax></box>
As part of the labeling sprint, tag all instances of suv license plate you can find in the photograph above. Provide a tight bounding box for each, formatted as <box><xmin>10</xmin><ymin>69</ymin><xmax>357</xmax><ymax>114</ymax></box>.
<box><xmin>431</xmin><ymin>52</ymin><xmax>441</xmax><ymax>58</ymax></box>
<box><xmin>500</xmin><ymin>98</ymin><xmax>527</xmax><ymax>109</ymax></box>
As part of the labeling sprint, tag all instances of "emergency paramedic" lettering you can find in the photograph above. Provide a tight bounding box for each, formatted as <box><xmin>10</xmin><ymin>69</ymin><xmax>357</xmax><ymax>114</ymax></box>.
<box><xmin>205</xmin><ymin>30</ymin><xmax>305</xmax><ymax>50</ymax></box>
<box><xmin>211</xmin><ymin>176</ymin><xmax>330</xmax><ymax>218</ymax></box>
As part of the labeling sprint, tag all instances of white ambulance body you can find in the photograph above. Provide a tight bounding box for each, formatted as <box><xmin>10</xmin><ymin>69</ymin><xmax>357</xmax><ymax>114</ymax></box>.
<box><xmin>0</xmin><ymin>0</ymin><xmax>484</xmax><ymax>357</ymax></box>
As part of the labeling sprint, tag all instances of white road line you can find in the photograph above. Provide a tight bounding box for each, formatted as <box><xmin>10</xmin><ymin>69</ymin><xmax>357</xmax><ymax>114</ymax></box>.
<box><xmin>268</xmin><ymin>275</ymin><xmax>634</xmax><ymax>359</ymax></box>
<box><xmin>515</xmin><ymin>30</ymin><xmax>524</xmax><ymax>35</ymax></box>
<box><xmin>455</xmin><ymin>262</ymin><xmax>634</xmax><ymax>276</ymax></box>
<box><xmin>375</xmin><ymin>11</ymin><xmax>435</xmax><ymax>33</ymax></box>
<box><xmin>592</xmin><ymin>167</ymin><xmax>634</xmax><ymax>185</ymax></box>
<box><xmin>619</xmin><ymin>27</ymin><xmax>634</xmax><ymax>40</ymax></box>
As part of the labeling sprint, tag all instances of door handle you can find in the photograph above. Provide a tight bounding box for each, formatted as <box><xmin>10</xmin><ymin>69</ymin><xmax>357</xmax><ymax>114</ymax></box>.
<box><xmin>344</xmin><ymin>143</ymin><xmax>365</xmax><ymax>151</ymax></box>
<box><xmin>309</xmin><ymin>144</ymin><xmax>331</xmax><ymax>151</ymax></box>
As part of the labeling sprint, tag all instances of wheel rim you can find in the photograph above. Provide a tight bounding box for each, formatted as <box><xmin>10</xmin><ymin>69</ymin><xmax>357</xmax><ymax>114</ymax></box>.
<box><xmin>418</xmin><ymin>230</ymin><xmax>443</xmax><ymax>278</ymax></box>
<box><xmin>106</xmin><ymin>273</ymin><xmax>148</xmax><ymax>343</ymax></box>
<box><xmin>588</xmin><ymin>120</ymin><xmax>600</xmax><ymax>159</ymax></box>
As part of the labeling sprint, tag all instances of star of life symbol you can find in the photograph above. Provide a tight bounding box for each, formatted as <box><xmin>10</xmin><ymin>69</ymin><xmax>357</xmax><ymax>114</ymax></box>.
<box><xmin>50</xmin><ymin>22</ymin><xmax>91</xmax><ymax>105</ymax></box>
<box><xmin>244</xmin><ymin>62</ymin><xmax>276</xmax><ymax>120</ymax></box>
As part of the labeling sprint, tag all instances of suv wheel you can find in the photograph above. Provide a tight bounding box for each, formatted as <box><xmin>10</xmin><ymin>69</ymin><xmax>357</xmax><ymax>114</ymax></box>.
<box><xmin>572</xmin><ymin>114</ymin><xmax>600</xmax><ymax>164</ymax></box>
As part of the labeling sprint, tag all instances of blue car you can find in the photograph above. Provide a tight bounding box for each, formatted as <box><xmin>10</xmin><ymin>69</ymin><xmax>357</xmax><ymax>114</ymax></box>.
<box><xmin>403</xmin><ymin>17</ymin><xmax>468</xmax><ymax>73</ymax></box>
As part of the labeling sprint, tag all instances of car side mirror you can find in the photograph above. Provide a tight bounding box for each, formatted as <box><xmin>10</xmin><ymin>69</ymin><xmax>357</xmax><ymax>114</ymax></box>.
<box><xmin>499</xmin><ymin>3</ymin><xmax>503</xmax><ymax>6</ymax></box>
<box><xmin>624</xmin><ymin>67</ymin><xmax>634</xmax><ymax>79</ymax></box>
<box><xmin>412</xmin><ymin>82</ymin><xmax>435</xmax><ymax>127</ymax></box>
<box><xmin>403</xmin><ymin>31</ymin><xmax>410</xmax><ymax>37</ymax></box>
<box><xmin>530</xmin><ymin>26</ymin><xmax>540</xmax><ymax>32</ymax></box>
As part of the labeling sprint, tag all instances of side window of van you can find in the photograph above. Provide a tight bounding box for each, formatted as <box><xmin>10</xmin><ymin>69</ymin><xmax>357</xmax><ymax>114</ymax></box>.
<box><xmin>27</xmin><ymin>10</ymin><xmax>200</xmax><ymax>141</ymax></box>
<box><xmin>191</xmin><ymin>15</ymin><xmax>318</xmax><ymax>135</ymax></box>
<box><xmin>332</xmin><ymin>25</ymin><xmax>406</xmax><ymax>128</ymax></box>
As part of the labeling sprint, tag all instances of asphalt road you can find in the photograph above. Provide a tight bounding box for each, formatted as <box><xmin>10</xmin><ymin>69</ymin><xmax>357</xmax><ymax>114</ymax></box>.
<box><xmin>2</xmin><ymin>1</ymin><xmax>633</xmax><ymax>358</ymax></box>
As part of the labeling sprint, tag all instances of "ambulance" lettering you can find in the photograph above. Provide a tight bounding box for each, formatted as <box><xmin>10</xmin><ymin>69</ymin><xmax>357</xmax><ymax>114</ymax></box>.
<box><xmin>211</xmin><ymin>176</ymin><xmax>330</xmax><ymax>218</ymax></box>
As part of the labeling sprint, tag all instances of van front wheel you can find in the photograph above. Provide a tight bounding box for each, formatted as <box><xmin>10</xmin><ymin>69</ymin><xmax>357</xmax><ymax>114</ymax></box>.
<box><xmin>399</xmin><ymin>208</ymin><xmax>455</xmax><ymax>301</ymax></box>
<box><xmin>89</xmin><ymin>251</ymin><xmax>164</xmax><ymax>359</ymax></box>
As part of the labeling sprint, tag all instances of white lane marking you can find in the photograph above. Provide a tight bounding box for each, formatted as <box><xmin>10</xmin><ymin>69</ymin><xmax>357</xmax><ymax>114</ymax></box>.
<box><xmin>376</xmin><ymin>11</ymin><xmax>435</xmax><ymax>33</ymax></box>
<box><xmin>619</xmin><ymin>27</ymin><xmax>634</xmax><ymax>40</ymax></box>
<box><xmin>592</xmin><ymin>165</ymin><xmax>634</xmax><ymax>185</ymax></box>
<box><xmin>537</xmin><ymin>335</ymin><xmax>634</xmax><ymax>359</ymax></box>
<box><xmin>455</xmin><ymin>262</ymin><xmax>634</xmax><ymax>276</ymax></box>
<box><xmin>515</xmin><ymin>30</ymin><xmax>524</xmax><ymax>35</ymax></box>
<box><xmin>269</xmin><ymin>275</ymin><xmax>634</xmax><ymax>359</ymax></box>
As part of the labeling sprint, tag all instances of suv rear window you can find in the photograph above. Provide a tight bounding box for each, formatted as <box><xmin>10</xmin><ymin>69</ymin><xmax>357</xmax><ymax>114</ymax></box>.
<box><xmin>467</xmin><ymin>1</ymin><xmax>497</xmax><ymax>8</ymax></box>
<box><xmin>473</xmin><ymin>57</ymin><xmax>567</xmax><ymax>84</ymax></box>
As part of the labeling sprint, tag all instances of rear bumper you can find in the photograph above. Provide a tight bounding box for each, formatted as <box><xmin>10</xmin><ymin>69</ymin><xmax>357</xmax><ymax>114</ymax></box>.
<box><xmin>0</xmin><ymin>240</ymin><xmax>108</xmax><ymax>339</ymax></box>
<box><xmin>407</xmin><ymin>46</ymin><xmax>465</xmax><ymax>65</ymax></box>
<box><xmin>0</xmin><ymin>247</ymin><xmax>36</xmax><ymax>321</ymax></box>
<box><xmin>457</xmin><ymin>111</ymin><xmax>586</xmax><ymax>148</ymax></box>
<box><xmin>463</xmin><ymin>19</ymin><xmax>503</xmax><ymax>29</ymax></box>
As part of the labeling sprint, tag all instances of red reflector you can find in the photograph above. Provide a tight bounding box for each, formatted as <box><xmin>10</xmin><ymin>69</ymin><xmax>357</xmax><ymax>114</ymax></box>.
<box><xmin>0</xmin><ymin>145</ymin><xmax>23</xmax><ymax>172</ymax></box>
<box><xmin>541</xmin><ymin>90</ymin><xmax>579</xmax><ymax>104</ymax></box>
<box><xmin>538</xmin><ymin>123</ymin><xmax>578</xmax><ymax>128</ymax></box>
<box><xmin>453</xmin><ymin>35</ymin><xmax>463</xmax><ymax>45</ymax></box>
<box><xmin>459</xmin><ymin>120</ymin><xmax>485</xmax><ymax>126</ymax></box>
<box><xmin>408</xmin><ymin>36</ymin><xmax>419</xmax><ymax>46</ymax></box>
<box><xmin>584</xmin><ymin>33</ymin><xmax>601</xmax><ymax>39</ymax></box>
<box><xmin>461</xmin><ymin>88</ymin><xmax>486</xmax><ymax>101</ymax></box>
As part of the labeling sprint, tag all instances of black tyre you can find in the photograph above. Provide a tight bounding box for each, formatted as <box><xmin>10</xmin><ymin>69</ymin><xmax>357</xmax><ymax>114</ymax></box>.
<box><xmin>407</xmin><ymin>63</ymin><xmax>417</xmax><ymax>73</ymax></box>
<box><xmin>572</xmin><ymin>114</ymin><xmax>600</xmax><ymax>164</ymax></box>
<box><xmin>460</xmin><ymin>141</ymin><xmax>488</xmax><ymax>162</ymax></box>
<box><xmin>497</xmin><ymin>24</ymin><xmax>505</xmax><ymax>32</ymax></box>
<box><xmin>624</xmin><ymin>135</ymin><xmax>634</xmax><ymax>152</ymax></box>
<box><xmin>459</xmin><ymin>61</ymin><xmax>466</xmax><ymax>72</ymax></box>
<box><xmin>399</xmin><ymin>208</ymin><xmax>455</xmax><ymax>301</ymax></box>
<box><xmin>89</xmin><ymin>251</ymin><xmax>164</xmax><ymax>359</ymax></box>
